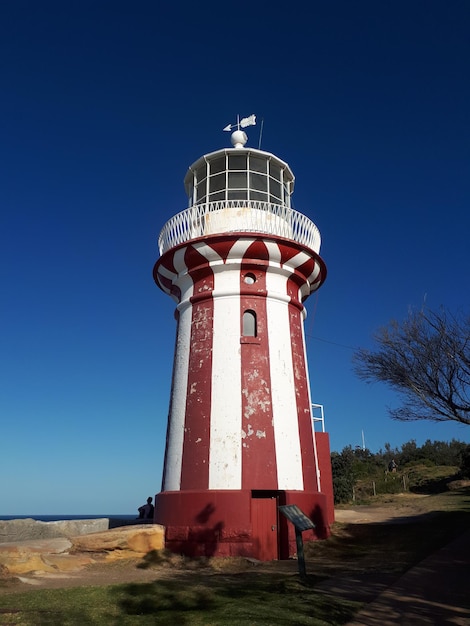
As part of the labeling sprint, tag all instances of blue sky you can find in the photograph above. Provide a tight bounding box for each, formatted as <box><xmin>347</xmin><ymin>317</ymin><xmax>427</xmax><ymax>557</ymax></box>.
<box><xmin>1</xmin><ymin>1</ymin><xmax>469</xmax><ymax>514</ymax></box>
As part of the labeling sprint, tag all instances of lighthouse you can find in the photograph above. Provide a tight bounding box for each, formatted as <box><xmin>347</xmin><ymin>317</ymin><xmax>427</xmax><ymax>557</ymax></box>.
<box><xmin>153</xmin><ymin>118</ymin><xmax>334</xmax><ymax>559</ymax></box>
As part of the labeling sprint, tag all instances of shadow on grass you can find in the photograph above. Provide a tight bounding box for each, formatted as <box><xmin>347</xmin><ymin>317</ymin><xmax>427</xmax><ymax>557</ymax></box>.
<box><xmin>306</xmin><ymin>507</ymin><xmax>470</xmax><ymax>577</ymax></box>
<box><xmin>114</xmin><ymin>572</ymin><xmax>358</xmax><ymax>625</ymax></box>
<box><xmin>112</xmin><ymin>502</ymin><xmax>470</xmax><ymax>624</ymax></box>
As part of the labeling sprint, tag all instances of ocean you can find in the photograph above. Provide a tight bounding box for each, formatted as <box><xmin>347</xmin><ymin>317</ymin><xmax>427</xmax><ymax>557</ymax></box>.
<box><xmin>0</xmin><ymin>515</ymin><xmax>136</xmax><ymax>522</ymax></box>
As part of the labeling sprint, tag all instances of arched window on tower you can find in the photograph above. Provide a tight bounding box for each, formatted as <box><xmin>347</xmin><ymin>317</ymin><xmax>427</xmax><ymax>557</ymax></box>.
<box><xmin>242</xmin><ymin>310</ymin><xmax>257</xmax><ymax>337</ymax></box>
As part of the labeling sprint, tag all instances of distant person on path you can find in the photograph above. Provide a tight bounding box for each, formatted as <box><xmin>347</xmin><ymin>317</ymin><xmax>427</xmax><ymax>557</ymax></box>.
<box><xmin>138</xmin><ymin>496</ymin><xmax>154</xmax><ymax>520</ymax></box>
<box><xmin>388</xmin><ymin>459</ymin><xmax>397</xmax><ymax>473</ymax></box>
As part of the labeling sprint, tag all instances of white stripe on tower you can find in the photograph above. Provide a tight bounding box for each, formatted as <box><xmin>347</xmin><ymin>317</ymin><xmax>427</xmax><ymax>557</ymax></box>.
<box><xmin>210</xmin><ymin>240</ymin><xmax>257</xmax><ymax>489</ymax></box>
<box><xmin>300</xmin><ymin>304</ymin><xmax>321</xmax><ymax>492</ymax></box>
<box><xmin>195</xmin><ymin>239</ymin><xmax>254</xmax><ymax>490</ymax></box>
<box><xmin>209</xmin><ymin>268</ymin><xmax>242</xmax><ymax>489</ymax></box>
<box><xmin>265</xmin><ymin>244</ymin><xmax>304</xmax><ymax>490</ymax></box>
<box><xmin>162</xmin><ymin>248</ymin><xmax>193</xmax><ymax>491</ymax></box>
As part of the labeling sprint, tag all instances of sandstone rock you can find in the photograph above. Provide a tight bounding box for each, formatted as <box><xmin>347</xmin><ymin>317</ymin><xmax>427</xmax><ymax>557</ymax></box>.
<box><xmin>71</xmin><ymin>525</ymin><xmax>165</xmax><ymax>556</ymax></box>
<box><xmin>0</xmin><ymin>525</ymin><xmax>166</xmax><ymax>575</ymax></box>
<box><xmin>0</xmin><ymin>538</ymin><xmax>72</xmax><ymax>575</ymax></box>
<box><xmin>0</xmin><ymin>538</ymin><xmax>72</xmax><ymax>555</ymax></box>
<box><xmin>42</xmin><ymin>553</ymin><xmax>94</xmax><ymax>571</ymax></box>
<box><xmin>0</xmin><ymin>563</ymin><xmax>9</xmax><ymax>578</ymax></box>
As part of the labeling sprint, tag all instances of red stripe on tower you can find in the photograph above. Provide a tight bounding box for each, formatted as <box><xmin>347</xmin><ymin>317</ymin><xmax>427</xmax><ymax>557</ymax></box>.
<box><xmin>178</xmin><ymin>244</ymin><xmax>215</xmax><ymax>490</ymax></box>
<box><xmin>239</xmin><ymin>242</ymin><xmax>277</xmax><ymax>489</ymax></box>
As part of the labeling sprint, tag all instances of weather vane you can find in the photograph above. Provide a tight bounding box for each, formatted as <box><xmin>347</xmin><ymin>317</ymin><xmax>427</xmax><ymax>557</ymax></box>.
<box><xmin>223</xmin><ymin>114</ymin><xmax>256</xmax><ymax>132</ymax></box>
<box><xmin>223</xmin><ymin>114</ymin><xmax>257</xmax><ymax>148</ymax></box>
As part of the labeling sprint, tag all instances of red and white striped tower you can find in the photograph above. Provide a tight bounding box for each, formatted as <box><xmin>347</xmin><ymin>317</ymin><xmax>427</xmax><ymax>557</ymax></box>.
<box><xmin>153</xmin><ymin>121</ymin><xmax>334</xmax><ymax>559</ymax></box>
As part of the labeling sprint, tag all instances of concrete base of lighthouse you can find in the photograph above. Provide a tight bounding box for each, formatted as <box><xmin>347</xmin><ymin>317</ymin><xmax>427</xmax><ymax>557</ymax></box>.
<box><xmin>155</xmin><ymin>489</ymin><xmax>332</xmax><ymax>560</ymax></box>
<box><xmin>155</xmin><ymin>432</ymin><xmax>335</xmax><ymax>560</ymax></box>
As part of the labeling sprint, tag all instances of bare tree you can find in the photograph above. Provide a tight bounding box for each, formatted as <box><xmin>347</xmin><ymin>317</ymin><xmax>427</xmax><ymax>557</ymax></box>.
<box><xmin>353</xmin><ymin>308</ymin><xmax>470</xmax><ymax>426</ymax></box>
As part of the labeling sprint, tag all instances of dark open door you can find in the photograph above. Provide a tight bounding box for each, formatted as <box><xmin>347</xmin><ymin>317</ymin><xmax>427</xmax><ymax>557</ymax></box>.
<box><xmin>251</xmin><ymin>493</ymin><xmax>279</xmax><ymax>560</ymax></box>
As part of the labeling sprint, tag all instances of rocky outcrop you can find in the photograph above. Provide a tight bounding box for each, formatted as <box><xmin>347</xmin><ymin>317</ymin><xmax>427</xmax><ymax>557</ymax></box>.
<box><xmin>0</xmin><ymin>518</ymin><xmax>109</xmax><ymax>543</ymax></box>
<box><xmin>71</xmin><ymin>525</ymin><xmax>165</xmax><ymax>558</ymax></box>
<box><xmin>0</xmin><ymin>524</ymin><xmax>165</xmax><ymax>577</ymax></box>
<box><xmin>0</xmin><ymin>538</ymin><xmax>96</xmax><ymax>575</ymax></box>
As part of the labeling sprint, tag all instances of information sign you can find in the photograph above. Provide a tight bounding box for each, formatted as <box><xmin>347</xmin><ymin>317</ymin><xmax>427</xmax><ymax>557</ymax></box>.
<box><xmin>278</xmin><ymin>505</ymin><xmax>315</xmax><ymax>531</ymax></box>
<box><xmin>278</xmin><ymin>505</ymin><xmax>315</xmax><ymax>579</ymax></box>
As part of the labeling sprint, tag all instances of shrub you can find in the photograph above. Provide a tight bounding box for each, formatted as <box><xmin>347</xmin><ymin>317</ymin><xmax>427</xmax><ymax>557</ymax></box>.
<box><xmin>331</xmin><ymin>448</ymin><xmax>355</xmax><ymax>504</ymax></box>
<box><xmin>460</xmin><ymin>445</ymin><xmax>470</xmax><ymax>478</ymax></box>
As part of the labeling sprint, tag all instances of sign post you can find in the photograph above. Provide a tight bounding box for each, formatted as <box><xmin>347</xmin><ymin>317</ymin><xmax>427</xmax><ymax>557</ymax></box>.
<box><xmin>278</xmin><ymin>505</ymin><xmax>315</xmax><ymax>579</ymax></box>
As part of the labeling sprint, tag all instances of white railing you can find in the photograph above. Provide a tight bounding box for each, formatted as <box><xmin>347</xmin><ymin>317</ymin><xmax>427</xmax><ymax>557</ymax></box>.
<box><xmin>158</xmin><ymin>200</ymin><xmax>321</xmax><ymax>256</ymax></box>
<box><xmin>311</xmin><ymin>404</ymin><xmax>325</xmax><ymax>432</ymax></box>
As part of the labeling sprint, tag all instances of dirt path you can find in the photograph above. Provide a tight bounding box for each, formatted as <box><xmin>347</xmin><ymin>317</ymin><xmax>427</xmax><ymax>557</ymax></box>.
<box><xmin>334</xmin><ymin>493</ymin><xmax>432</xmax><ymax>524</ymax></box>
<box><xmin>0</xmin><ymin>556</ymin><xmax>177</xmax><ymax>594</ymax></box>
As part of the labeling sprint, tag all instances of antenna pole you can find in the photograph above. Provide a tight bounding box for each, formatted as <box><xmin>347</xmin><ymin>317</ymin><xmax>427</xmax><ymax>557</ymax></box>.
<box><xmin>258</xmin><ymin>118</ymin><xmax>264</xmax><ymax>149</ymax></box>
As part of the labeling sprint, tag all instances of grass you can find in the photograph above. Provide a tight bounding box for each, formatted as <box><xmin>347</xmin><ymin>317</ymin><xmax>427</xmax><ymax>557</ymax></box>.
<box><xmin>0</xmin><ymin>481</ymin><xmax>469</xmax><ymax>626</ymax></box>
<box><xmin>352</xmin><ymin>463</ymin><xmax>462</xmax><ymax>501</ymax></box>
<box><xmin>0</xmin><ymin>575</ymin><xmax>359</xmax><ymax>625</ymax></box>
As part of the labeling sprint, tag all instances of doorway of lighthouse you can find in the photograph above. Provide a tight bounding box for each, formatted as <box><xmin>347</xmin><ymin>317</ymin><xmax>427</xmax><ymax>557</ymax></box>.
<box><xmin>251</xmin><ymin>491</ymin><xmax>280</xmax><ymax>560</ymax></box>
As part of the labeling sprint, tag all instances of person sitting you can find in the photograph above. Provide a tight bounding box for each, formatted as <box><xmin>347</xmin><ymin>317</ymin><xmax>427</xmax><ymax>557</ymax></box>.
<box><xmin>138</xmin><ymin>497</ymin><xmax>154</xmax><ymax>519</ymax></box>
